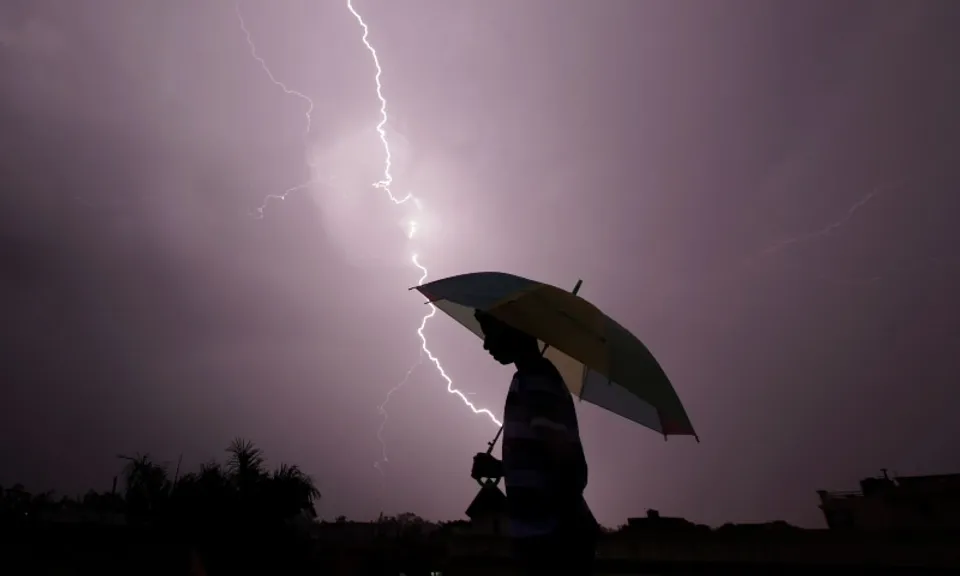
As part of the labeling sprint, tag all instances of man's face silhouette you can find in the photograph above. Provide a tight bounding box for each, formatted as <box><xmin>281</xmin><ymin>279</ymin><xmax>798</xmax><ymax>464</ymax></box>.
<box><xmin>476</xmin><ymin>312</ymin><xmax>528</xmax><ymax>366</ymax></box>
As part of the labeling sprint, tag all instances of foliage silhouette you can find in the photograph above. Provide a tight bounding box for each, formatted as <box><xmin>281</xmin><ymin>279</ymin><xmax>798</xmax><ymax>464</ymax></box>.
<box><xmin>3</xmin><ymin>439</ymin><xmax>323</xmax><ymax>575</ymax></box>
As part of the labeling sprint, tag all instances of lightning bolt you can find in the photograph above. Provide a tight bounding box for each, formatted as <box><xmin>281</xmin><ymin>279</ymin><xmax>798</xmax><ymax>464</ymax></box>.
<box><xmin>744</xmin><ymin>182</ymin><xmax>900</xmax><ymax>270</ymax></box>
<box><xmin>235</xmin><ymin>4</ymin><xmax>318</xmax><ymax>219</ymax></box>
<box><xmin>344</xmin><ymin>1</ymin><xmax>502</xmax><ymax>487</ymax></box>
<box><xmin>372</xmin><ymin>356</ymin><xmax>421</xmax><ymax>502</ymax></box>
<box><xmin>235</xmin><ymin>1</ymin><xmax>502</xmax><ymax>509</ymax></box>
<box><xmin>739</xmin><ymin>181</ymin><xmax>956</xmax><ymax>288</ymax></box>
<box><xmin>757</xmin><ymin>187</ymin><xmax>881</xmax><ymax>258</ymax></box>
<box><xmin>343</xmin><ymin>2</ymin><xmax>411</xmax><ymax>207</ymax></box>
<box><xmin>411</xmin><ymin>254</ymin><xmax>503</xmax><ymax>427</ymax></box>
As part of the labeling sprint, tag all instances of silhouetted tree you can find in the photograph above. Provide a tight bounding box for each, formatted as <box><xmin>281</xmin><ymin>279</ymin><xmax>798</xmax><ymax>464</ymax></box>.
<box><xmin>2</xmin><ymin>438</ymin><xmax>325</xmax><ymax>575</ymax></box>
<box><xmin>226</xmin><ymin>438</ymin><xmax>265</xmax><ymax>487</ymax></box>
<box><xmin>118</xmin><ymin>453</ymin><xmax>171</xmax><ymax>522</ymax></box>
<box><xmin>0</xmin><ymin>484</ymin><xmax>31</xmax><ymax>520</ymax></box>
<box><xmin>101</xmin><ymin>439</ymin><xmax>323</xmax><ymax>531</ymax></box>
<box><xmin>269</xmin><ymin>463</ymin><xmax>321</xmax><ymax>521</ymax></box>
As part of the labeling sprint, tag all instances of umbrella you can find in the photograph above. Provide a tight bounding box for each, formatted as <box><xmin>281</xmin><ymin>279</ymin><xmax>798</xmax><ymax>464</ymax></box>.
<box><xmin>413</xmin><ymin>271</ymin><xmax>698</xmax><ymax>441</ymax></box>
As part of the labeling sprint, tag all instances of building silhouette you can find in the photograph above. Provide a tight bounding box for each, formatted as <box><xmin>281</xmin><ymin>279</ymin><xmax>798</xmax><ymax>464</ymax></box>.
<box><xmin>817</xmin><ymin>469</ymin><xmax>960</xmax><ymax>531</ymax></box>
<box><xmin>624</xmin><ymin>508</ymin><xmax>710</xmax><ymax>534</ymax></box>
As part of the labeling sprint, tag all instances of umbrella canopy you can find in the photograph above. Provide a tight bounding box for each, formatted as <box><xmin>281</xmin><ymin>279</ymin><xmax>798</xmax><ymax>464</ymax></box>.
<box><xmin>414</xmin><ymin>271</ymin><xmax>697</xmax><ymax>439</ymax></box>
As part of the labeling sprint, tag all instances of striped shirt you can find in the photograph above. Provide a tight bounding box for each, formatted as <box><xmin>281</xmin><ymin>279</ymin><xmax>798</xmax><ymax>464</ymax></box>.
<box><xmin>501</xmin><ymin>358</ymin><xmax>590</xmax><ymax>538</ymax></box>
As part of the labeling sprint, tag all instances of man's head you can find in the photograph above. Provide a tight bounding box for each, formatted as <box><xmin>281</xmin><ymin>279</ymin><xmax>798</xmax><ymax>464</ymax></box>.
<box><xmin>474</xmin><ymin>310</ymin><xmax>539</xmax><ymax>365</ymax></box>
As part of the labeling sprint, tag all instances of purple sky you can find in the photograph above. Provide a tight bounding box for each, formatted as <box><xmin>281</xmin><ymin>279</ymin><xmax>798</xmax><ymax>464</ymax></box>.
<box><xmin>2</xmin><ymin>0</ymin><xmax>959</xmax><ymax>528</ymax></box>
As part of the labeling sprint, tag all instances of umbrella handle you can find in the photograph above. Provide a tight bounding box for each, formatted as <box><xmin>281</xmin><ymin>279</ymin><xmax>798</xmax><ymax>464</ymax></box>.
<box><xmin>485</xmin><ymin>426</ymin><xmax>503</xmax><ymax>455</ymax></box>
<box><xmin>482</xmin><ymin>278</ymin><xmax>583</xmax><ymax>454</ymax></box>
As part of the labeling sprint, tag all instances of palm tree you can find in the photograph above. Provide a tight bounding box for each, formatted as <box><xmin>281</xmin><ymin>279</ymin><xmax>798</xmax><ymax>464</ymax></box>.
<box><xmin>118</xmin><ymin>453</ymin><xmax>171</xmax><ymax>520</ymax></box>
<box><xmin>169</xmin><ymin>460</ymin><xmax>230</xmax><ymax>524</ymax></box>
<box><xmin>224</xmin><ymin>438</ymin><xmax>268</xmax><ymax>522</ymax></box>
<box><xmin>196</xmin><ymin>460</ymin><xmax>231</xmax><ymax>500</ymax></box>
<box><xmin>269</xmin><ymin>463</ymin><xmax>321</xmax><ymax>520</ymax></box>
<box><xmin>226</xmin><ymin>438</ymin><xmax>265</xmax><ymax>484</ymax></box>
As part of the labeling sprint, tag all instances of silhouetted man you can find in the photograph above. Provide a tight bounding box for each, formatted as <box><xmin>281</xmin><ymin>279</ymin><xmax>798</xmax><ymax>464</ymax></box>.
<box><xmin>470</xmin><ymin>310</ymin><xmax>599</xmax><ymax>576</ymax></box>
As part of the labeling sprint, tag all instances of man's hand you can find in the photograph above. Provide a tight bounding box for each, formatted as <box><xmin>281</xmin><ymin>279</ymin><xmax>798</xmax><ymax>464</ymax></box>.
<box><xmin>471</xmin><ymin>452</ymin><xmax>503</xmax><ymax>481</ymax></box>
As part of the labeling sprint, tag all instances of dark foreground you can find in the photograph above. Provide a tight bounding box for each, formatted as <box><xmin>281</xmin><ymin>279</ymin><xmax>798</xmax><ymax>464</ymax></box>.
<box><xmin>3</xmin><ymin>521</ymin><xmax>959</xmax><ymax>575</ymax></box>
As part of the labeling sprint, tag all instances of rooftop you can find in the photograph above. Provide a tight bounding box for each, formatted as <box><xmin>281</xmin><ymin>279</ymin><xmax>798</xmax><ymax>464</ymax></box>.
<box><xmin>818</xmin><ymin>470</ymin><xmax>960</xmax><ymax>502</ymax></box>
